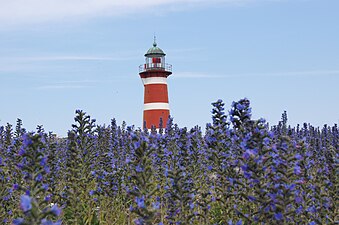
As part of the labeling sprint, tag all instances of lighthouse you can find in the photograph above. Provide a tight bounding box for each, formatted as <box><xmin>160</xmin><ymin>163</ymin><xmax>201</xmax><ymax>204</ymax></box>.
<box><xmin>139</xmin><ymin>39</ymin><xmax>172</xmax><ymax>129</ymax></box>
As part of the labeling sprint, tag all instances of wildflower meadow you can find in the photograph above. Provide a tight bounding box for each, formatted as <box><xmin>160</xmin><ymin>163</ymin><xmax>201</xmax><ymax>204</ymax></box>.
<box><xmin>0</xmin><ymin>99</ymin><xmax>338</xmax><ymax>225</ymax></box>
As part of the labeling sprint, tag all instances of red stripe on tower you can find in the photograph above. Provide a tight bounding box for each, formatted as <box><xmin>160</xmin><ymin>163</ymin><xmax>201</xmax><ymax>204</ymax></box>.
<box><xmin>139</xmin><ymin>38</ymin><xmax>172</xmax><ymax>129</ymax></box>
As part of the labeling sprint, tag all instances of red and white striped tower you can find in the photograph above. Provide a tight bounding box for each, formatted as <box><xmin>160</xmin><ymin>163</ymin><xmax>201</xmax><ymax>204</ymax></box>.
<box><xmin>139</xmin><ymin>39</ymin><xmax>172</xmax><ymax>129</ymax></box>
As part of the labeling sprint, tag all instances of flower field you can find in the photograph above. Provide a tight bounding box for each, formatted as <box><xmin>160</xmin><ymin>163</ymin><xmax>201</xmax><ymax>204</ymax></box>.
<box><xmin>0</xmin><ymin>99</ymin><xmax>338</xmax><ymax>225</ymax></box>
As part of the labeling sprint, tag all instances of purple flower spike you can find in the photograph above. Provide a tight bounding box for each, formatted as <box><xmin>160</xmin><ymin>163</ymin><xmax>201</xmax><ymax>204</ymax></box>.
<box><xmin>20</xmin><ymin>195</ymin><xmax>32</xmax><ymax>212</ymax></box>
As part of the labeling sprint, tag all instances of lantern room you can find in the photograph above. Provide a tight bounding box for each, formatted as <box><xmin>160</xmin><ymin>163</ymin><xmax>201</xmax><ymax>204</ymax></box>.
<box><xmin>139</xmin><ymin>39</ymin><xmax>172</xmax><ymax>73</ymax></box>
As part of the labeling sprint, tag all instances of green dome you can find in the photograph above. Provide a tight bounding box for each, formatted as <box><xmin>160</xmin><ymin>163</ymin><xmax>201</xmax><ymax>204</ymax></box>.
<box><xmin>145</xmin><ymin>41</ymin><xmax>166</xmax><ymax>57</ymax></box>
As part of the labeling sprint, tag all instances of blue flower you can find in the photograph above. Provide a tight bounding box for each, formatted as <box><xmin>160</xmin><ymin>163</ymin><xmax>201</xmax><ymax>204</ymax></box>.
<box><xmin>134</xmin><ymin>141</ymin><xmax>141</xmax><ymax>149</ymax></box>
<box><xmin>241</xmin><ymin>164</ymin><xmax>249</xmax><ymax>171</ymax></box>
<box><xmin>20</xmin><ymin>195</ymin><xmax>32</xmax><ymax>212</ymax></box>
<box><xmin>284</xmin><ymin>183</ymin><xmax>296</xmax><ymax>191</ymax></box>
<box><xmin>41</xmin><ymin>219</ymin><xmax>53</xmax><ymax>225</ymax></box>
<box><xmin>134</xmin><ymin>218</ymin><xmax>145</xmax><ymax>225</ymax></box>
<box><xmin>307</xmin><ymin>206</ymin><xmax>316</xmax><ymax>213</ymax></box>
<box><xmin>136</xmin><ymin>196</ymin><xmax>145</xmax><ymax>208</ymax></box>
<box><xmin>244</xmin><ymin>171</ymin><xmax>251</xmax><ymax>179</ymax></box>
<box><xmin>152</xmin><ymin>201</ymin><xmax>160</xmax><ymax>210</ymax></box>
<box><xmin>35</xmin><ymin>173</ymin><xmax>43</xmax><ymax>182</ymax></box>
<box><xmin>42</xmin><ymin>183</ymin><xmax>49</xmax><ymax>191</ymax></box>
<box><xmin>263</xmin><ymin>137</ymin><xmax>270</xmax><ymax>146</ymax></box>
<box><xmin>135</xmin><ymin>165</ymin><xmax>143</xmax><ymax>172</ymax></box>
<box><xmin>242</xmin><ymin>151</ymin><xmax>250</xmax><ymax>160</ymax></box>
<box><xmin>18</xmin><ymin>148</ymin><xmax>25</xmax><ymax>156</ymax></box>
<box><xmin>44</xmin><ymin>195</ymin><xmax>51</xmax><ymax>202</ymax></box>
<box><xmin>294</xmin><ymin>165</ymin><xmax>301</xmax><ymax>175</ymax></box>
<box><xmin>274</xmin><ymin>212</ymin><xmax>283</xmax><ymax>220</ymax></box>
<box><xmin>296</xmin><ymin>206</ymin><xmax>303</xmax><ymax>214</ymax></box>
<box><xmin>50</xmin><ymin>204</ymin><xmax>62</xmax><ymax>217</ymax></box>
<box><xmin>295</xmin><ymin>154</ymin><xmax>302</xmax><ymax>160</ymax></box>
<box><xmin>40</xmin><ymin>157</ymin><xmax>48</xmax><ymax>166</ymax></box>
<box><xmin>129</xmin><ymin>204</ymin><xmax>134</xmax><ymax>212</ymax></box>
<box><xmin>268</xmin><ymin>193</ymin><xmax>277</xmax><ymax>202</ymax></box>
<box><xmin>41</xmin><ymin>219</ymin><xmax>62</xmax><ymax>225</ymax></box>
<box><xmin>236</xmin><ymin>220</ymin><xmax>243</xmax><ymax>225</ymax></box>
<box><xmin>248</xmin><ymin>196</ymin><xmax>256</xmax><ymax>202</ymax></box>
<box><xmin>22</xmin><ymin>134</ymin><xmax>33</xmax><ymax>147</ymax></box>
<box><xmin>12</xmin><ymin>218</ymin><xmax>24</xmax><ymax>225</ymax></box>
<box><xmin>13</xmin><ymin>184</ymin><xmax>19</xmax><ymax>190</ymax></box>
<box><xmin>44</xmin><ymin>166</ymin><xmax>50</xmax><ymax>174</ymax></box>
<box><xmin>236</xmin><ymin>103</ymin><xmax>245</xmax><ymax>111</ymax></box>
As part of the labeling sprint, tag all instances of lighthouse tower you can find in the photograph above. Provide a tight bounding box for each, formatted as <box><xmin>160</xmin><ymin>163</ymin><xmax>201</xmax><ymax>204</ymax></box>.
<box><xmin>139</xmin><ymin>39</ymin><xmax>172</xmax><ymax>129</ymax></box>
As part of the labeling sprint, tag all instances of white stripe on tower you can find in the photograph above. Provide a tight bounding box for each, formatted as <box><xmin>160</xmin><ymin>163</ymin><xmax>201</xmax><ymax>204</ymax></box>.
<box><xmin>144</xmin><ymin>103</ymin><xmax>170</xmax><ymax>111</ymax></box>
<box><xmin>142</xmin><ymin>77</ymin><xmax>168</xmax><ymax>85</ymax></box>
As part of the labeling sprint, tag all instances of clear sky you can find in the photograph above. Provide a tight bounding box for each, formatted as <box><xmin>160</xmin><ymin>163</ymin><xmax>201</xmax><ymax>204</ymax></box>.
<box><xmin>0</xmin><ymin>0</ymin><xmax>338</xmax><ymax>136</ymax></box>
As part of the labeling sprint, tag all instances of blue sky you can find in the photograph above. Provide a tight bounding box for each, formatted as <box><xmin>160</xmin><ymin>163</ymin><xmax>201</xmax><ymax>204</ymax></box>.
<box><xmin>0</xmin><ymin>0</ymin><xmax>338</xmax><ymax>136</ymax></box>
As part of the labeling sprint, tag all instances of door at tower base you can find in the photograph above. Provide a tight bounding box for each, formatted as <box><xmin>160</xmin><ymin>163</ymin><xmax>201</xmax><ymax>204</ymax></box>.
<box><xmin>143</xmin><ymin>109</ymin><xmax>169</xmax><ymax>129</ymax></box>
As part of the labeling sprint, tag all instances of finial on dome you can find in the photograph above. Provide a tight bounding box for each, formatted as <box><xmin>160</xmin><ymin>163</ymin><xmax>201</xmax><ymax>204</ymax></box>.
<box><xmin>153</xmin><ymin>35</ymin><xmax>157</xmax><ymax>47</ymax></box>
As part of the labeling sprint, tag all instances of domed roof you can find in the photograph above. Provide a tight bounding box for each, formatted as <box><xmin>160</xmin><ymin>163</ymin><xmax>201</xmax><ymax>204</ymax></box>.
<box><xmin>145</xmin><ymin>40</ymin><xmax>166</xmax><ymax>57</ymax></box>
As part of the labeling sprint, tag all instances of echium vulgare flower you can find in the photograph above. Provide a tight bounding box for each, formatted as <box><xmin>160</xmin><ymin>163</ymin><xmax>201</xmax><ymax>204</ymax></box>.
<box><xmin>229</xmin><ymin>98</ymin><xmax>252</xmax><ymax>131</ymax></box>
<box><xmin>127</xmin><ymin>133</ymin><xmax>160</xmax><ymax>225</ymax></box>
<box><xmin>205</xmin><ymin>99</ymin><xmax>236</xmax><ymax>224</ymax></box>
<box><xmin>12</xmin><ymin>132</ymin><xmax>62</xmax><ymax>225</ymax></box>
<box><xmin>62</xmin><ymin>110</ymin><xmax>100</xmax><ymax>224</ymax></box>
<box><xmin>164</xmin><ymin>127</ymin><xmax>199</xmax><ymax>224</ymax></box>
